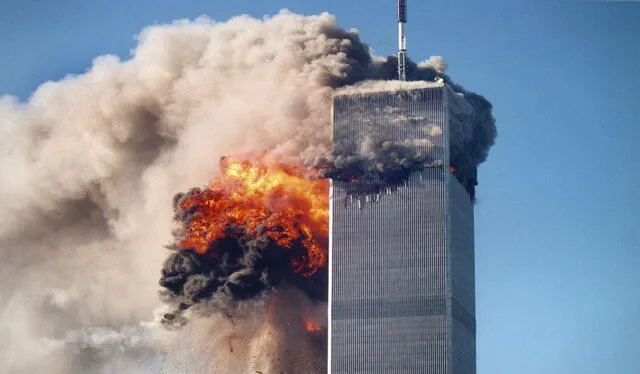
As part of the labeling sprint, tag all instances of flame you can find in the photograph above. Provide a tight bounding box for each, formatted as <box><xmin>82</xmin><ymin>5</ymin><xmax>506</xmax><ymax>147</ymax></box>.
<box><xmin>304</xmin><ymin>318</ymin><xmax>323</xmax><ymax>333</ymax></box>
<box><xmin>178</xmin><ymin>155</ymin><xmax>329</xmax><ymax>277</ymax></box>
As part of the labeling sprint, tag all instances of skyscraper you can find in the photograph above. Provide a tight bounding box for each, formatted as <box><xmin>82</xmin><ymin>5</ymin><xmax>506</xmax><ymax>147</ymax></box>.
<box><xmin>329</xmin><ymin>82</ymin><xmax>476</xmax><ymax>373</ymax></box>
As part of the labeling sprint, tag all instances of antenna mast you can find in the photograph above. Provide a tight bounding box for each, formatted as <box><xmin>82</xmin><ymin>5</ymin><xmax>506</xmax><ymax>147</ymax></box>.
<box><xmin>397</xmin><ymin>0</ymin><xmax>407</xmax><ymax>81</ymax></box>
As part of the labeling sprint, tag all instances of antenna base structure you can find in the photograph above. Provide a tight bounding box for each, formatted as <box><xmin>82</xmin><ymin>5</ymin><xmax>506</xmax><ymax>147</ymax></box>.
<box><xmin>397</xmin><ymin>0</ymin><xmax>407</xmax><ymax>81</ymax></box>
<box><xmin>397</xmin><ymin>49</ymin><xmax>406</xmax><ymax>81</ymax></box>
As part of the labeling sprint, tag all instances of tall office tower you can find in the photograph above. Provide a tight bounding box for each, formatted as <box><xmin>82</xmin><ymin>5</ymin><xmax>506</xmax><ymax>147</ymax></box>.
<box><xmin>329</xmin><ymin>82</ymin><xmax>476</xmax><ymax>373</ymax></box>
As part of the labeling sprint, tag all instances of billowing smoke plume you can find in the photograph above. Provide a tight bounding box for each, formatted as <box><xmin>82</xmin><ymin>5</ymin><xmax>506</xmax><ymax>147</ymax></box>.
<box><xmin>0</xmin><ymin>9</ymin><xmax>495</xmax><ymax>374</ymax></box>
<box><xmin>321</xmin><ymin>56</ymin><xmax>497</xmax><ymax>200</ymax></box>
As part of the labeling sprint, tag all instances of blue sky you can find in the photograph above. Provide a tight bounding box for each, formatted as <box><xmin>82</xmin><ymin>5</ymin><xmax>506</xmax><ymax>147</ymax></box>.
<box><xmin>1</xmin><ymin>1</ymin><xmax>639</xmax><ymax>373</ymax></box>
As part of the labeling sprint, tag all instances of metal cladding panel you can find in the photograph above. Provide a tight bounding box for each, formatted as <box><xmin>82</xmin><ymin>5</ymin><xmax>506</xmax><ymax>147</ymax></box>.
<box><xmin>331</xmin><ymin>172</ymin><xmax>449</xmax><ymax>373</ymax></box>
<box><xmin>332</xmin><ymin>172</ymin><xmax>447</xmax><ymax>303</ymax></box>
<box><xmin>331</xmin><ymin>87</ymin><xmax>461</xmax><ymax>373</ymax></box>
<box><xmin>332</xmin><ymin>88</ymin><xmax>445</xmax><ymax>164</ymax></box>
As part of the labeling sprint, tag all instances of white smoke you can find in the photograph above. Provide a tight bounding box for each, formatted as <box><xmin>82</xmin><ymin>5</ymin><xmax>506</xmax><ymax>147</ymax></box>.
<box><xmin>420</xmin><ymin>55</ymin><xmax>448</xmax><ymax>73</ymax></box>
<box><xmin>0</xmin><ymin>11</ymin><xmax>364</xmax><ymax>373</ymax></box>
<box><xmin>0</xmin><ymin>8</ymin><xmax>497</xmax><ymax>372</ymax></box>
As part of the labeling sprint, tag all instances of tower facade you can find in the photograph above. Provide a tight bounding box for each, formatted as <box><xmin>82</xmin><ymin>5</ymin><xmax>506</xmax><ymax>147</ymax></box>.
<box><xmin>329</xmin><ymin>83</ymin><xmax>476</xmax><ymax>373</ymax></box>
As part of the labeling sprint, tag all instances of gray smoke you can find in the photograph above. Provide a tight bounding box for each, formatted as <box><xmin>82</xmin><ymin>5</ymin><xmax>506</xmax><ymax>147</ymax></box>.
<box><xmin>0</xmin><ymin>11</ymin><xmax>369</xmax><ymax>373</ymax></box>
<box><xmin>322</xmin><ymin>134</ymin><xmax>443</xmax><ymax>195</ymax></box>
<box><xmin>320</xmin><ymin>56</ymin><xmax>497</xmax><ymax>200</ymax></box>
<box><xmin>0</xmin><ymin>10</ymin><xmax>495</xmax><ymax>374</ymax></box>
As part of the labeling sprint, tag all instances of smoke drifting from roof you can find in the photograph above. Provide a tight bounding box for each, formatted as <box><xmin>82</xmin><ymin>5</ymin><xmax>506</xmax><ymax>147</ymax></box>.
<box><xmin>0</xmin><ymin>10</ymin><xmax>495</xmax><ymax>373</ymax></box>
<box><xmin>323</xmin><ymin>55</ymin><xmax>496</xmax><ymax>200</ymax></box>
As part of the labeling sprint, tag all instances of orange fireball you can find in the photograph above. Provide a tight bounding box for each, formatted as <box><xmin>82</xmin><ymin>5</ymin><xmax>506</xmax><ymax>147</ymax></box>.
<box><xmin>304</xmin><ymin>318</ymin><xmax>323</xmax><ymax>333</ymax></box>
<box><xmin>178</xmin><ymin>156</ymin><xmax>329</xmax><ymax>277</ymax></box>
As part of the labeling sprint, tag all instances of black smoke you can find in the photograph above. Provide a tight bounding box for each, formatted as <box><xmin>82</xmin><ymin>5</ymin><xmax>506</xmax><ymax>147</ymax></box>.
<box><xmin>323</xmin><ymin>55</ymin><xmax>496</xmax><ymax>200</ymax></box>
<box><xmin>320</xmin><ymin>140</ymin><xmax>443</xmax><ymax>196</ymax></box>
<box><xmin>158</xmin><ymin>189</ymin><xmax>327</xmax><ymax>325</ymax></box>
